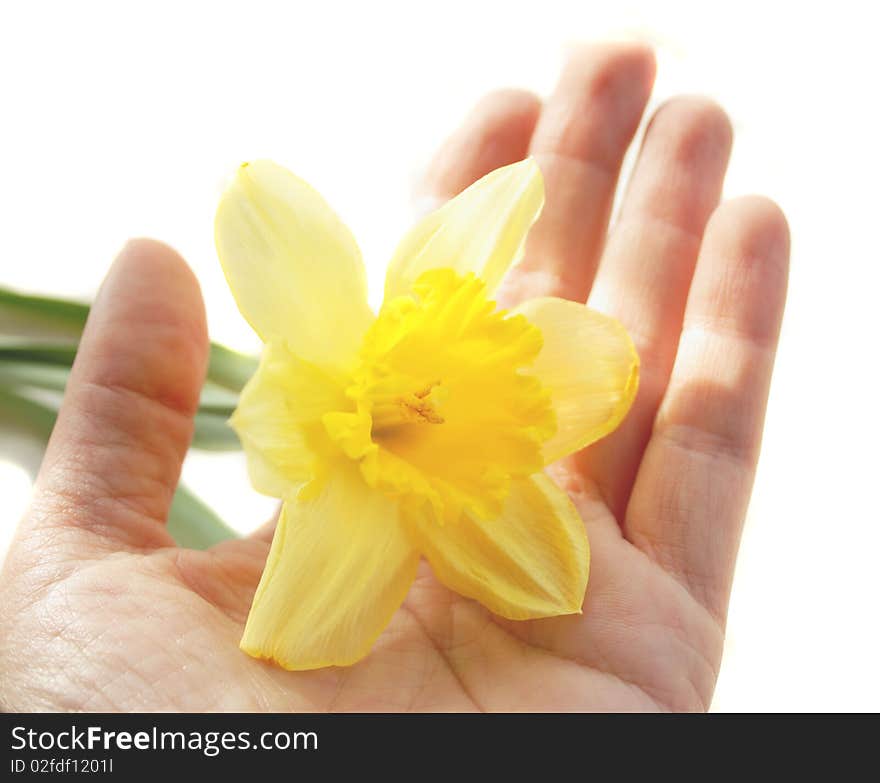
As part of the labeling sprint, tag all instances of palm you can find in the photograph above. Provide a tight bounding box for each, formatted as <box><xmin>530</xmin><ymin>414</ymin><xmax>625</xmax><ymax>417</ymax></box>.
<box><xmin>2</xmin><ymin>504</ymin><xmax>714</xmax><ymax>711</ymax></box>
<box><xmin>0</xmin><ymin>44</ymin><xmax>788</xmax><ymax>712</ymax></box>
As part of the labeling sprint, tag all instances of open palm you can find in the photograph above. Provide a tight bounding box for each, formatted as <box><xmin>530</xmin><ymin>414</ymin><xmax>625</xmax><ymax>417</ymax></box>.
<box><xmin>0</xmin><ymin>44</ymin><xmax>788</xmax><ymax>712</ymax></box>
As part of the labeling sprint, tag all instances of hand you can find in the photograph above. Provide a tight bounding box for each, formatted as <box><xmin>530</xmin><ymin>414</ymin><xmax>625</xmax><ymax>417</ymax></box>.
<box><xmin>0</xmin><ymin>43</ymin><xmax>788</xmax><ymax>712</ymax></box>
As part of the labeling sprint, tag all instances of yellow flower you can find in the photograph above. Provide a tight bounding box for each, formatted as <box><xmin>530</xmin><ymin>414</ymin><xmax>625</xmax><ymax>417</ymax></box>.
<box><xmin>215</xmin><ymin>158</ymin><xmax>638</xmax><ymax>670</ymax></box>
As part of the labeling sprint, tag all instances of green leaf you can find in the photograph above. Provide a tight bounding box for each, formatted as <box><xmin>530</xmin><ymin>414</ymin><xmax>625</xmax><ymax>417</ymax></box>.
<box><xmin>192</xmin><ymin>410</ymin><xmax>240</xmax><ymax>451</ymax></box>
<box><xmin>208</xmin><ymin>343</ymin><xmax>259</xmax><ymax>392</ymax></box>
<box><xmin>0</xmin><ymin>341</ymin><xmax>78</xmax><ymax>365</ymax></box>
<box><xmin>0</xmin><ymin>359</ymin><xmax>240</xmax><ymax>451</ymax></box>
<box><xmin>0</xmin><ymin>386</ymin><xmax>238</xmax><ymax>549</ymax></box>
<box><xmin>0</xmin><ymin>286</ymin><xmax>89</xmax><ymax>339</ymax></box>
<box><xmin>167</xmin><ymin>484</ymin><xmax>238</xmax><ymax>549</ymax></box>
<box><xmin>0</xmin><ymin>356</ymin><xmax>239</xmax><ymax>416</ymax></box>
<box><xmin>0</xmin><ymin>386</ymin><xmax>58</xmax><ymax>439</ymax></box>
<box><xmin>0</xmin><ymin>287</ymin><xmax>259</xmax><ymax>391</ymax></box>
<box><xmin>198</xmin><ymin>380</ymin><xmax>241</xmax><ymax>412</ymax></box>
<box><xmin>0</xmin><ymin>360</ymin><xmax>70</xmax><ymax>391</ymax></box>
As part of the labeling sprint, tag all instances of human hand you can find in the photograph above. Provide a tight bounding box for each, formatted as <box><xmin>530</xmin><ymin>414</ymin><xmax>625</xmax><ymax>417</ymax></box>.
<box><xmin>0</xmin><ymin>42</ymin><xmax>788</xmax><ymax>712</ymax></box>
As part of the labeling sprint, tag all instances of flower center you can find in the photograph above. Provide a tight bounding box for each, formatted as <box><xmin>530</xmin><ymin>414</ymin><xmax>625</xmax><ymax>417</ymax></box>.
<box><xmin>370</xmin><ymin>381</ymin><xmax>445</xmax><ymax>431</ymax></box>
<box><xmin>322</xmin><ymin>269</ymin><xmax>556</xmax><ymax>524</ymax></box>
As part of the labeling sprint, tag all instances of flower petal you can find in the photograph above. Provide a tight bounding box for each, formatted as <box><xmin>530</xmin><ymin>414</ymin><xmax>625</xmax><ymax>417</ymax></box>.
<box><xmin>384</xmin><ymin>158</ymin><xmax>544</xmax><ymax>299</ymax></box>
<box><xmin>230</xmin><ymin>340</ymin><xmax>351</xmax><ymax>498</ymax></box>
<box><xmin>241</xmin><ymin>465</ymin><xmax>419</xmax><ymax>670</ymax></box>
<box><xmin>215</xmin><ymin>160</ymin><xmax>374</xmax><ymax>371</ymax></box>
<box><xmin>411</xmin><ymin>473</ymin><xmax>588</xmax><ymax>620</ymax></box>
<box><xmin>514</xmin><ymin>297</ymin><xmax>639</xmax><ymax>463</ymax></box>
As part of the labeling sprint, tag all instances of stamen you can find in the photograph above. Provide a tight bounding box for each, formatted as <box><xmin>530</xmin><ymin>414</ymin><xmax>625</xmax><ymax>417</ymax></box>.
<box><xmin>370</xmin><ymin>381</ymin><xmax>445</xmax><ymax>432</ymax></box>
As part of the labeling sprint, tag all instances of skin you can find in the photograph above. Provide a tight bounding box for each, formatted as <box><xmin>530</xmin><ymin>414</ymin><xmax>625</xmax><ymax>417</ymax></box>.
<box><xmin>0</xmin><ymin>43</ymin><xmax>789</xmax><ymax>712</ymax></box>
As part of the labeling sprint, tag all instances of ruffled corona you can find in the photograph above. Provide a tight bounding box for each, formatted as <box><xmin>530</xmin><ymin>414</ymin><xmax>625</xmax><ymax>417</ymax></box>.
<box><xmin>322</xmin><ymin>268</ymin><xmax>556</xmax><ymax>525</ymax></box>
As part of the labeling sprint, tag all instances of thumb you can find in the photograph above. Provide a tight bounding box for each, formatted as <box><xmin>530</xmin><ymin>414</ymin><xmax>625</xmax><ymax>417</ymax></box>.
<box><xmin>18</xmin><ymin>239</ymin><xmax>208</xmax><ymax>559</ymax></box>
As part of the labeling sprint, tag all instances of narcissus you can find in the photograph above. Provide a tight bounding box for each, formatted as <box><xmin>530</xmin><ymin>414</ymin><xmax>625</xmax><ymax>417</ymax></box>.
<box><xmin>215</xmin><ymin>158</ymin><xmax>638</xmax><ymax>670</ymax></box>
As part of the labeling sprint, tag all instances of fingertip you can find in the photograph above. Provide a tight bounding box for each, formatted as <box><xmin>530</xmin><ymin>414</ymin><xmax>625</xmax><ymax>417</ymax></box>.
<box><xmin>617</xmin><ymin>95</ymin><xmax>733</xmax><ymax>230</ymax></box>
<box><xmin>603</xmin><ymin>40</ymin><xmax>657</xmax><ymax>90</ymax></box>
<box><xmin>557</xmin><ymin>40</ymin><xmax>656</xmax><ymax>109</ymax></box>
<box><xmin>470</xmin><ymin>88</ymin><xmax>542</xmax><ymax>132</ymax></box>
<box><xmin>420</xmin><ymin>88</ymin><xmax>541</xmax><ymax>200</ymax></box>
<box><xmin>729</xmin><ymin>195</ymin><xmax>789</xmax><ymax>245</ymax></box>
<box><xmin>91</xmin><ymin>238</ymin><xmax>209</xmax><ymax>417</ymax></box>
<box><xmin>690</xmin><ymin>196</ymin><xmax>790</xmax><ymax>349</ymax></box>
<box><xmin>109</xmin><ymin>238</ymin><xmax>208</xmax><ymax>331</ymax></box>
<box><xmin>533</xmin><ymin>41</ymin><xmax>656</xmax><ymax>165</ymax></box>
<box><xmin>707</xmin><ymin>196</ymin><xmax>790</xmax><ymax>281</ymax></box>
<box><xmin>645</xmin><ymin>96</ymin><xmax>733</xmax><ymax>170</ymax></box>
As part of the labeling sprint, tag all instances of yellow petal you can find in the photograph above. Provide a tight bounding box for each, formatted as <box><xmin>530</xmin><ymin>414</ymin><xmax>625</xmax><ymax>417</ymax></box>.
<box><xmin>410</xmin><ymin>473</ymin><xmax>589</xmax><ymax>620</ymax></box>
<box><xmin>241</xmin><ymin>464</ymin><xmax>419</xmax><ymax>670</ymax></box>
<box><xmin>215</xmin><ymin>160</ymin><xmax>374</xmax><ymax>371</ymax></box>
<box><xmin>514</xmin><ymin>297</ymin><xmax>639</xmax><ymax>463</ymax></box>
<box><xmin>230</xmin><ymin>340</ymin><xmax>351</xmax><ymax>498</ymax></box>
<box><xmin>383</xmin><ymin>158</ymin><xmax>544</xmax><ymax>300</ymax></box>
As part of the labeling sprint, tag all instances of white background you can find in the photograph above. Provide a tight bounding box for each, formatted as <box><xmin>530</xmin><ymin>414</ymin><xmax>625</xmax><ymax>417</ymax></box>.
<box><xmin>1</xmin><ymin>1</ymin><xmax>877</xmax><ymax>711</ymax></box>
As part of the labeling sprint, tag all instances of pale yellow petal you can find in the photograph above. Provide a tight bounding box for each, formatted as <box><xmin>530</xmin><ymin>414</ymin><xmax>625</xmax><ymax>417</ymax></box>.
<box><xmin>241</xmin><ymin>465</ymin><xmax>419</xmax><ymax>670</ymax></box>
<box><xmin>237</xmin><ymin>433</ymin><xmax>299</xmax><ymax>499</ymax></box>
<box><xmin>215</xmin><ymin>160</ymin><xmax>373</xmax><ymax>371</ymax></box>
<box><xmin>384</xmin><ymin>158</ymin><xmax>544</xmax><ymax>300</ymax></box>
<box><xmin>515</xmin><ymin>297</ymin><xmax>639</xmax><ymax>463</ymax></box>
<box><xmin>411</xmin><ymin>473</ymin><xmax>588</xmax><ymax>620</ymax></box>
<box><xmin>230</xmin><ymin>340</ymin><xmax>351</xmax><ymax>499</ymax></box>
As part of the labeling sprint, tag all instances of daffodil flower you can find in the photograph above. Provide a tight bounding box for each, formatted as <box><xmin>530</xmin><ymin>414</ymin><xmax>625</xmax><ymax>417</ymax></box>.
<box><xmin>215</xmin><ymin>158</ymin><xmax>639</xmax><ymax>670</ymax></box>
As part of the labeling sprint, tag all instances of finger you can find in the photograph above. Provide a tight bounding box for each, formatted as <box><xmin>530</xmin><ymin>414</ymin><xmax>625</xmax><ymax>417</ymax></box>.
<box><xmin>624</xmin><ymin>197</ymin><xmax>790</xmax><ymax>624</ymax></box>
<box><xmin>21</xmin><ymin>239</ymin><xmax>208</xmax><ymax>555</ymax></box>
<box><xmin>498</xmin><ymin>42</ymin><xmax>656</xmax><ymax>306</ymax></box>
<box><xmin>580</xmin><ymin>97</ymin><xmax>733</xmax><ymax>518</ymax></box>
<box><xmin>417</xmin><ymin>88</ymin><xmax>541</xmax><ymax>206</ymax></box>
